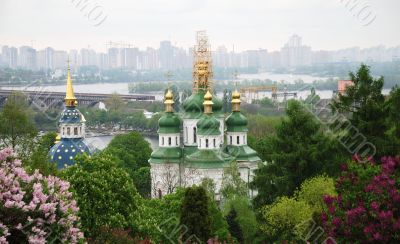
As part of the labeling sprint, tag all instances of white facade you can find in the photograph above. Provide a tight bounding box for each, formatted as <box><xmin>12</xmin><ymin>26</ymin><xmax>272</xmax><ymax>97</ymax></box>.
<box><xmin>226</xmin><ymin>132</ymin><xmax>247</xmax><ymax>146</ymax></box>
<box><xmin>197</xmin><ymin>135</ymin><xmax>222</xmax><ymax>149</ymax></box>
<box><xmin>159</xmin><ymin>133</ymin><xmax>180</xmax><ymax>147</ymax></box>
<box><xmin>60</xmin><ymin>123</ymin><xmax>85</xmax><ymax>139</ymax></box>
<box><xmin>183</xmin><ymin>119</ymin><xmax>199</xmax><ymax>146</ymax></box>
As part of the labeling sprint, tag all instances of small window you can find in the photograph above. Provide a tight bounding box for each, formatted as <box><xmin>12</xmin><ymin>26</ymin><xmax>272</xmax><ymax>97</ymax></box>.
<box><xmin>206</xmin><ymin>139</ymin><xmax>209</xmax><ymax>148</ymax></box>
<box><xmin>158</xmin><ymin>189</ymin><xmax>162</xmax><ymax>199</ymax></box>
<box><xmin>74</xmin><ymin>127</ymin><xmax>78</xmax><ymax>135</ymax></box>
<box><xmin>176</xmin><ymin>137</ymin><xmax>178</xmax><ymax>146</ymax></box>
<box><xmin>237</xmin><ymin>136</ymin><xmax>240</xmax><ymax>145</ymax></box>
<box><xmin>62</xmin><ymin>127</ymin><xmax>65</xmax><ymax>135</ymax></box>
<box><xmin>243</xmin><ymin>135</ymin><xmax>245</xmax><ymax>144</ymax></box>
<box><xmin>193</xmin><ymin>127</ymin><xmax>197</xmax><ymax>143</ymax></box>
<box><xmin>230</xmin><ymin>136</ymin><xmax>232</xmax><ymax>145</ymax></box>
<box><xmin>199</xmin><ymin>139</ymin><xmax>201</xmax><ymax>148</ymax></box>
<box><xmin>67</xmin><ymin>127</ymin><xmax>70</xmax><ymax>135</ymax></box>
<box><xmin>162</xmin><ymin>137</ymin><xmax>164</xmax><ymax>145</ymax></box>
<box><xmin>213</xmin><ymin>139</ymin><xmax>216</xmax><ymax>147</ymax></box>
<box><xmin>168</xmin><ymin>137</ymin><xmax>171</xmax><ymax>146</ymax></box>
<box><xmin>185</xmin><ymin>127</ymin><xmax>188</xmax><ymax>142</ymax></box>
<box><xmin>80</xmin><ymin>127</ymin><xmax>82</xmax><ymax>134</ymax></box>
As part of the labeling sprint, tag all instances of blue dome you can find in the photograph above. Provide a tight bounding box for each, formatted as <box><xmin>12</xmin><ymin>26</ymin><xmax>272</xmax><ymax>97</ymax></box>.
<box><xmin>59</xmin><ymin>107</ymin><xmax>85</xmax><ymax>124</ymax></box>
<box><xmin>49</xmin><ymin>138</ymin><xmax>91</xmax><ymax>169</ymax></box>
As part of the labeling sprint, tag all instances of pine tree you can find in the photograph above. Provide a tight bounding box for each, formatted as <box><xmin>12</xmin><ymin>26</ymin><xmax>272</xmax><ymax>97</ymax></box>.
<box><xmin>180</xmin><ymin>186</ymin><xmax>212</xmax><ymax>243</ymax></box>
<box><xmin>226</xmin><ymin>208</ymin><xmax>244</xmax><ymax>244</ymax></box>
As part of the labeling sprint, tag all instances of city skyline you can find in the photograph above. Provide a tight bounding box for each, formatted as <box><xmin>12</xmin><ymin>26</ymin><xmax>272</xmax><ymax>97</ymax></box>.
<box><xmin>2</xmin><ymin>33</ymin><xmax>400</xmax><ymax>71</ymax></box>
<box><xmin>1</xmin><ymin>0</ymin><xmax>399</xmax><ymax>52</ymax></box>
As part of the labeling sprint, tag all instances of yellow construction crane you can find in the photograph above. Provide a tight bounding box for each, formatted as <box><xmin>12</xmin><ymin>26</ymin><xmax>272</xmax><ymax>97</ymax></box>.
<box><xmin>239</xmin><ymin>85</ymin><xmax>278</xmax><ymax>102</ymax></box>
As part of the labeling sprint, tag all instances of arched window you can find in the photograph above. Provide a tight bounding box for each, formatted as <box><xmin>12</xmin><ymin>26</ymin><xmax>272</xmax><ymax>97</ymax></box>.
<box><xmin>230</xmin><ymin>136</ymin><xmax>232</xmax><ymax>145</ymax></box>
<box><xmin>237</xmin><ymin>136</ymin><xmax>240</xmax><ymax>145</ymax></box>
<box><xmin>206</xmin><ymin>139</ymin><xmax>209</xmax><ymax>148</ymax></box>
<box><xmin>67</xmin><ymin>127</ymin><xmax>70</xmax><ymax>135</ymax></box>
<box><xmin>213</xmin><ymin>138</ymin><xmax>216</xmax><ymax>147</ymax></box>
<box><xmin>193</xmin><ymin>127</ymin><xmax>197</xmax><ymax>143</ymax></box>
<box><xmin>74</xmin><ymin>127</ymin><xmax>78</xmax><ymax>135</ymax></box>
<box><xmin>80</xmin><ymin>127</ymin><xmax>82</xmax><ymax>134</ymax></box>
<box><xmin>162</xmin><ymin>137</ymin><xmax>164</xmax><ymax>146</ymax></box>
<box><xmin>168</xmin><ymin>137</ymin><xmax>171</xmax><ymax>146</ymax></box>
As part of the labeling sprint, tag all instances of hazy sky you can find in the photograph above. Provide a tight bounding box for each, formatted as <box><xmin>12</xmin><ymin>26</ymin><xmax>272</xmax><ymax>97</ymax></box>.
<box><xmin>0</xmin><ymin>0</ymin><xmax>399</xmax><ymax>52</ymax></box>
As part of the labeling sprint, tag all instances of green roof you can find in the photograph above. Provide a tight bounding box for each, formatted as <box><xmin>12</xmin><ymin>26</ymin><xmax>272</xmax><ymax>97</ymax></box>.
<box><xmin>181</xmin><ymin>91</ymin><xmax>223</xmax><ymax>119</ymax></box>
<box><xmin>197</xmin><ymin>114</ymin><xmax>220</xmax><ymax>135</ymax></box>
<box><xmin>185</xmin><ymin>149</ymin><xmax>234</xmax><ymax>168</ymax></box>
<box><xmin>158</xmin><ymin>112</ymin><xmax>181</xmax><ymax>133</ymax></box>
<box><xmin>226</xmin><ymin>111</ymin><xmax>248</xmax><ymax>132</ymax></box>
<box><xmin>225</xmin><ymin>145</ymin><xmax>261</xmax><ymax>163</ymax></box>
<box><xmin>149</xmin><ymin>147</ymin><xmax>182</xmax><ymax>164</ymax></box>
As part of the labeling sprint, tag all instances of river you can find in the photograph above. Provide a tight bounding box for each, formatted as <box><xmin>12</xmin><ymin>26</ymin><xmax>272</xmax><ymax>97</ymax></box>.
<box><xmin>85</xmin><ymin>135</ymin><xmax>159</xmax><ymax>151</ymax></box>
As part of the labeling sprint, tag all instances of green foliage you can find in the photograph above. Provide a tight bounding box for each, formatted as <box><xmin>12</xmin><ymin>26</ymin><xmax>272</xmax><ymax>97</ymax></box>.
<box><xmin>132</xmin><ymin>188</ymin><xmax>186</xmax><ymax>243</ymax></box>
<box><xmin>246</xmin><ymin>114</ymin><xmax>281</xmax><ymax>139</ymax></box>
<box><xmin>60</xmin><ymin>153</ymin><xmax>140</xmax><ymax>237</ymax></box>
<box><xmin>225</xmin><ymin>208</ymin><xmax>243</xmax><ymax>243</ymax></box>
<box><xmin>180</xmin><ymin>186</ymin><xmax>212</xmax><ymax>242</ymax></box>
<box><xmin>261</xmin><ymin>196</ymin><xmax>313</xmax><ymax>242</ymax></box>
<box><xmin>200</xmin><ymin>178</ymin><xmax>230</xmax><ymax>241</ymax></box>
<box><xmin>295</xmin><ymin>175</ymin><xmax>337</xmax><ymax>214</ymax></box>
<box><xmin>330</xmin><ymin>64</ymin><xmax>390</xmax><ymax>157</ymax></box>
<box><xmin>103</xmin><ymin>131</ymin><xmax>152</xmax><ymax>197</ymax></box>
<box><xmin>132</xmin><ymin>166</ymin><xmax>151</xmax><ymax>198</ymax></box>
<box><xmin>223</xmin><ymin>196</ymin><xmax>258</xmax><ymax>244</ymax></box>
<box><xmin>0</xmin><ymin>91</ymin><xmax>37</xmax><ymax>151</ymax></box>
<box><xmin>384</xmin><ymin>85</ymin><xmax>400</xmax><ymax>156</ymax></box>
<box><xmin>252</xmin><ymin>100</ymin><xmax>346</xmax><ymax>207</ymax></box>
<box><xmin>23</xmin><ymin>131</ymin><xmax>58</xmax><ymax>176</ymax></box>
<box><xmin>221</xmin><ymin>161</ymin><xmax>248</xmax><ymax>199</ymax></box>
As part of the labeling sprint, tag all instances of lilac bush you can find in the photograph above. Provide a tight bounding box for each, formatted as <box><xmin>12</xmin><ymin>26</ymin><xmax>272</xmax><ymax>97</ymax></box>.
<box><xmin>322</xmin><ymin>156</ymin><xmax>400</xmax><ymax>243</ymax></box>
<box><xmin>0</xmin><ymin>148</ymin><xmax>84</xmax><ymax>243</ymax></box>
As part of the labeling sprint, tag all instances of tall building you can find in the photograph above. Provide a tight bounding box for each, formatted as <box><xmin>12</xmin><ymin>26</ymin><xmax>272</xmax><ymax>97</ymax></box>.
<box><xmin>159</xmin><ymin>40</ymin><xmax>173</xmax><ymax>70</ymax></box>
<box><xmin>1</xmin><ymin>46</ymin><xmax>18</xmax><ymax>68</ymax></box>
<box><xmin>49</xmin><ymin>64</ymin><xmax>92</xmax><ymax>168</ymax></box>
<box><xmin>149</xmin><ymin>31</ymin><xmax>261</xmax><ymax>199</ymax></box>
<box><xmin>18</xmin><ymin>46</ymin><xmax>37</xmax><ymax>70</ymax></box>
<box><xmin>280</xmin><ymin>35</ymin><xmax>311</xmax><ymax>68</ymax></box>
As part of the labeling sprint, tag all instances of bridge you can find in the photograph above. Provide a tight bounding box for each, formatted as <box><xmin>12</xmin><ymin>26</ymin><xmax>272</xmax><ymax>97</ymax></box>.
<box><xmin>0</xmin><ymin>89</ymin><xmax>155</xmax><ymax>108</ymax></box>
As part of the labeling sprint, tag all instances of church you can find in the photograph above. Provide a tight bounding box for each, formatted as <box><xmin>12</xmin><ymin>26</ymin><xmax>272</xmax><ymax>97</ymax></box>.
<box><xmin>149</xmin><ymin>31</ymin><xmax>261</xmax><ymax>199</ymax></box>
<box><xmin>49</xmin><ymin>63</ymin><xmax>92</xmax><ymax>169</ymax></box>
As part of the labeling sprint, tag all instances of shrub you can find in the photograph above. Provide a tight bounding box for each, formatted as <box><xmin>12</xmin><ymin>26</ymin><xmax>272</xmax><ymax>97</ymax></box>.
<box><xmin>322</xmin><ymin>156</ymin><xmax>400</xmax><ymax>242</ymax></box>
<box><xmin>0</xmin><ymin>148</ymin><xmax>84</xmax><ymax>243</ymax></box>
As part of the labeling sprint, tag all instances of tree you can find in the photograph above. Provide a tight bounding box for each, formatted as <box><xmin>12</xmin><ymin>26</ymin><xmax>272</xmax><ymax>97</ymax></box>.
<box><xmin>0</xmin><ymin>148</ymin><xmax>84</xmax><ymax>243</ymax></box>
<box><xmin>322</xmin><ymin>157</ymin><xmax>400</xmax><ymax>243</ymax></box>
<box><xmin>384</xmin><ymin>85</ymin><xmax>400</xmax><ymax>156</ymax></box>
<box><xmin>331</xmin><ymin>64</ymin><xmax>387</xmax><ymax>158</ymax></box>
<box><xmin>252</xmin><ymin>100</ymin><xmax>346</xmax><ymax>207</ymax></box>
<box><xmin>180</xmin><ymin>186</ymin><xmax>212</xmax><ymax>243</ymax></box>
<box><xmin>261</xmin><ymin>196</ymin><xmax>313</xmax><ymax>242</ymax></box>
<box><xmin>225</xmin><ymin>208</ymin><xmax>243</xmax><ymax>243</ymax></box>
<box><xmin>105</xmin><ymin>92</ymin><xmax>124</xmax><ymax>112</ymax></box>
<box><xmin>221</xmin><ymin>161</ymin><xmax>248</xmax><ymax>199</ymax></box>
<box><xmin>223</xmin><ymin>196</ymin><xmax>258</xmax><ymax>244</ymax></box>
<box><xmin>60</xmin><ymin>153</ymin><xmax>140</xmax><ymax>237</ymax></box>
<box><xmin>23</xmin><ymin>131</ymin><xmax>57</xmax><ymax>176</ymax></box>
<box><xmin>132</xmin><ymin>166</ymin><xmax>151</xmax><ymax>198</ymax></box>
<box><xmin>0</xmin><ymin>91</ymin><xmax>37</xmax><ymax>151</ymax></box>
<box><xmin>103</xmin><ymin>131</ymin><xmax>152</xmax><ymax>197</ymax></box>
<box><xmin>259</xmin><ymin>175</ymin><xmax>336</xmax><ymax>243</ymax></box>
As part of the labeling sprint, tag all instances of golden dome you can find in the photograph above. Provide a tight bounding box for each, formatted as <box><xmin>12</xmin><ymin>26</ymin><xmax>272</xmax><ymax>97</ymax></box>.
<box><xmin>165</xmin><ymin>89</ymin><xmax>173</xmax><ymax>100</ymax></box>
<box><xmin>55</xmin><ymin>134</ymin><xmax>61</xmax><ymax>144</ymax></box>
<box><xmin>232</xmin><ymin>90</ymin><xmax>240</xmax><ymax>99</ymax></box>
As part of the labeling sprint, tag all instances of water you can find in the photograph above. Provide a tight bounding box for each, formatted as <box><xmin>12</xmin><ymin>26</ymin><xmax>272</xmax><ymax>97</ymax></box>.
<box><xmin>1</xmin><ymin>73</ymin><xmax>391</xmax><ymax>102</ymax></box>
<box><xmin>85</xmin><ymin>135</ymin><xmax>159</xmax><ymax>151</ymax></box>
<box><xmin>239</xmin><ymin>72</ymin><xmax>333</xmax><ymax>83</ymax></box>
